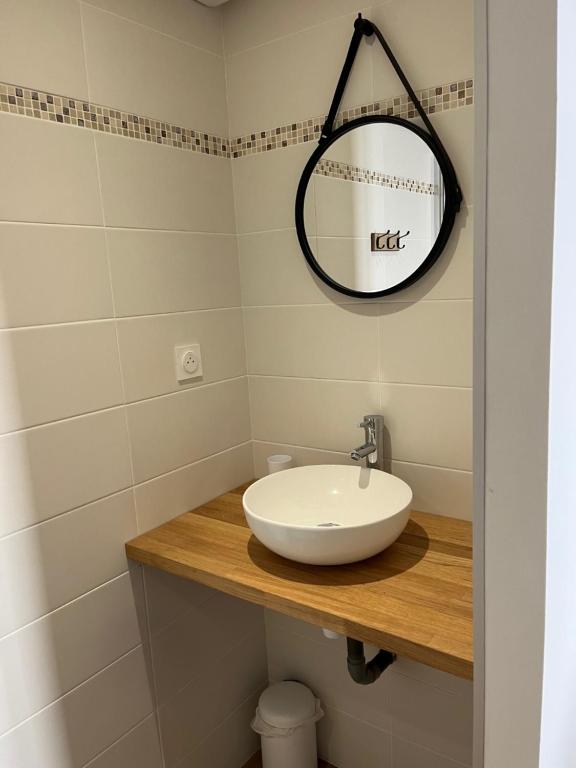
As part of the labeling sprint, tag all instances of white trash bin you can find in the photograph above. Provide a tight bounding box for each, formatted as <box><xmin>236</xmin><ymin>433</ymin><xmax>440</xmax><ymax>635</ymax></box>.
<box><xmin>252</xmin><ymin>682</ymin><xmax>324</xmax><ymax>768</ymax></box>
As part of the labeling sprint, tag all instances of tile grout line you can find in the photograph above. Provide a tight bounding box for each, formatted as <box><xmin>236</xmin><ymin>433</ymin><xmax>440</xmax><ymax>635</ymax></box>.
<box><xmin>0</xmin><ymin>571</ymin><xmax>131</xmax><ymax>642</ymax></box>
<box><xmin>0</xmin><ymin>374</ymin><xmax>248</xmax><ymax>440</ymax></box>
<box><xmin>247</xmin><ymin>373</ymin><xmax>472</xmax><ymax>390</ymax></box>
<box><xmin>251</xmin><ymin>439</ymin><xmax>472</xmax><ymax>475</ymax></box>
<box><xmin>80</xmin><ymin>713</ymin><xmax>159</xmax><ymax>768</ymax></box>
<box><xmin>139</xmin><ymin>566</ymin><xmax>168</xmax><ymax>768</ymax></box>
<box><xmin>81</xmin><ymin>2</ymin><xmax>141</xmax><ymax>538</ymax></box>
<box><xmin>223</xmin><ymin>5</ymin><xmax>376</xmax><ymax>60</ymax></box>
<box><xmin>156</xmin><ymin>627</ymin><xmax>264</xmax><ymax>716</ymax></box>
<box><xmin>171</xmin><ymin>689</ymin><xmax>262</xmax><ymax>768</ymax></box>
<box><xmin>0</xmin><ymin>645</ymin><xmax>147</xmax><ymax>739</ymax></box>
<box><xmin>0</xmin><ymin>305</ymin><xmax>247</xmax><ymax>332</ymax></box>
<box><xmin>79</xmin><ymin>0</ymin><xmax>225</xmax><ymax>60</ymax></box>
<box><xmin>0</xmin><ymin>220</ymin><xmax>239</xmax><ymax>234</ymax></box>
<box><xmin>0</xmin><ymin>440</ymin><xmax>253</xmax><ymax>543</ymax></box>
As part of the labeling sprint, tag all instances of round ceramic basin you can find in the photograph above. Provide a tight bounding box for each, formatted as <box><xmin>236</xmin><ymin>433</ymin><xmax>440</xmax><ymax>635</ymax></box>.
<box><xmin>243</xmin><ymin>465</ymin><xmax>412</xmax><ymax>565</ymax></box>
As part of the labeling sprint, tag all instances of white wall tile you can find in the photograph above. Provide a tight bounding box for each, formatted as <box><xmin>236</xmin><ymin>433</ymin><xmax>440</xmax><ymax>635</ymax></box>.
<box><xmin>388</xmin><ymin>206</ymin><xmax>473</xmax><ymax>302</ymax></box>
<box><xmin>244</xmin><ymin>305</ymin><xmax>379</xmax><ymax>380</ymax></box>
<box><xmin>117</xmin><ymin>309</ymin><xmax>246</xmax><ymax>402</ymax></box>
<box><xmin>380</xmin><ymin>383</ymin><xmax>472</xmax><ymax>470</ymax></box>
<box><xmin>0</xmin><ymin>491</ymin><xmax>136</xmax><ymax>637</ymax></box>
<box><xmin>249</xmin><ymin>377</ymin><xmax>471</xmax><ymax>469</ymax></box>
<box><xmin>0</xmin><ymin>115</ymin><xmax>103</xmax><ymax>226</ymax></box>
<box><xmin>0</xmin><ymin>408</ymin><xmax>132</xmax><ymax>538</ymax></box>
<box><xmin>85</xmin><ymin>715</ymin><xmax>163</xmax><ymax>768</ymax></box>
<box><xmin>127</xmin><ymin>378</ymin><xmax>251</xmax><ymax>483</ymax></box>
<box><xmin>159</xmin><ymin>631</ymin><xmax>267</xmax><ymax>767</ymax></box>
<box><xmin>83</xmin><ymin>0</ymin><xmax>223</xmax><ymax>54</ymax></box>
<box><xmin>385</xmin><ymin>671</ymin><xmax>473</xmax><ymax>765</ymax></box>
<box><xmin>249</xmin><ymin>375</ymin><xmax>379</xmax><ymax>451</ymax></box>
<box><xmin>152</xmin><ymin>592</ymin><xmax>263</xmax><ymax>704</ymax></box>
<box><xmin>174</xmin><ymin>693</ymin><xmax>260</xmax><ymax>768</ymax></box>
<box><xmin>223</xmin><ymin>0</ymin><xmax>385</xmax><ymax>56</ymax></box>
<box><xmin>95</xmin><ymin>134</ymin><xmax>235</xmax><ymax>232</ymax></box>
<box><xmin>370</xmin><ymin>0</ymin><xmax>474</xmax><ymax>101</ymax></box>
<box><xmin>378</xmin><ymin>301</ymin><xmax>473</xmax><ymax>387</ymax></box>
<box><xmin>108</xmin><ymin>230</ymin><xmax>241</xmax><ymax>316</ymax></box>
<box><xmin>0</xmin><ymin>322</ymin><xmax>124</xmax><ymax>434</ymax></box>
<box><xmin>238</xmin><ymin>229</ymin><xmax>341</xmax><ymax>306</ymax></box>
<box><xmin>134</xmin><ymin>442</ymin><xmax>254</xmax><ymax>531</ymax></box>
<box><xmin>0</xmin><ymin>647</ymin><xmax>153</xmax><ymax>768</ymax></box>
<box><xmin>232</xmin><ymin>144</ymin><xmax>315</xmax><ymax>233</ymax></box>
<box><xmin>0</xmin><ymin>225</ymin><xmax>113</xmax><ymax>328</ymax></box>
<box><xmin>225</xmin><ymin>13</ymin><xmax>372</xmax><ymax>136</ymax></box>
<box><xmin>253</xmin><ymin>440</ymin><xmax>354</xmax><ymax>477</ymax></box>
<box><xmin>391</xmin><ymin>656</ymin><xmax>472</xmax><ymax>698</ymax></box>
<box><xmin>143</xmin><ymin>567</ymin><xmax>215</xmax><ymax>636</ymax></box>
<box><xmin>0</xmin><ymin>0</ymin><xmax>89</xmax><ymax>98</ymax></box>
<box><xmin>392</xmin><ymin>736</ymin><xmax>470</xmax><ymax>768</ymax></box>
<box><xmin>390</xmin><ymin>459</ymin><xmax>472</xmax><ymax>520</ymax></box>
<box><xmin>318</xmin><ymin>706</ymin><xmax>392</xmax><ymax>768</ymax></box>
<box><xmin>264</xmin><ymin>608</ymin><xmax>326</xmax><ymax>644</ymax></box>
<box><xmin>0</xmin><ymin>573</ymin><xmax>141</xmax><ymax>735</ymax></box>
<box><xmin>82</xmin><ymin>4</ymin><xmax>227</xmax><ymax>134</ymax></box>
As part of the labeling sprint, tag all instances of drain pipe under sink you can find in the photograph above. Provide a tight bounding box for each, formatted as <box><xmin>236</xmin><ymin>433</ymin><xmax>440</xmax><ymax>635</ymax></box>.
<box><xmin>346</xmin><ymin>637</ymin><xmax>396</xmax><ymax>685</ymax></box>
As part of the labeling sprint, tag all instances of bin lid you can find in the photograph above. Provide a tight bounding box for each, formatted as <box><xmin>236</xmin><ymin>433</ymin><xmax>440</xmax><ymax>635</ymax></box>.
<box><xmin>257</xmin><ymin>682</ymin><xmax>317</xmax><ymax>729</ymax></box>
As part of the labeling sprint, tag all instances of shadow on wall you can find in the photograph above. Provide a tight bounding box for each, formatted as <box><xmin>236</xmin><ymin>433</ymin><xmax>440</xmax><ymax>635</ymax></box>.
<box><xmin>0</xmin><ymin>331</ymin><xmax>155</xmax><ymax>764</ymax></box>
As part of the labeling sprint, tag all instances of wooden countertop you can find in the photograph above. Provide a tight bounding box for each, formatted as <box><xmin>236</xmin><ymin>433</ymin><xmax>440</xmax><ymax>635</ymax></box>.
<box><xmin>126</xmin><ymin>483</ymin><xmax>473</xmax><ymax>679</ymax></box>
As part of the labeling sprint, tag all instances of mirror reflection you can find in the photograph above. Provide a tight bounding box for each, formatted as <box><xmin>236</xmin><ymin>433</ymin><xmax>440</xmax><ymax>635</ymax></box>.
<box><xmin>303</xmin><ymin>122</ymin><xmax>445</xmax><ymax>295</ymax></box>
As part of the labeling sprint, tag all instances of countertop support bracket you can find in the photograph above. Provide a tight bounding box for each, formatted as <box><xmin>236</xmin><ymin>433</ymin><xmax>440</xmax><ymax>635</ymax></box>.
<box><xmin>346</xmin><ymin>637</ymin><xmax>396</xmax><ymax>685</ymax></box>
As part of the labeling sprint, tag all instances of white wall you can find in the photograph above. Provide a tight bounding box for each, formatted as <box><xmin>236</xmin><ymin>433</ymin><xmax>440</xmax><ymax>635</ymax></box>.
<box><xmin>479</xmin><ymin>0</ymin><xmax>557</xmax><ymax>766</ymax></box>
<box><xmin>539</xmin><ymin>0</ymin><xmax>576</xmax><ymax>764</ymax></box>
<box><xmin>0</xmin><ymin>2</ymin><xmax>266</xmax><ymax>766</ymax></box>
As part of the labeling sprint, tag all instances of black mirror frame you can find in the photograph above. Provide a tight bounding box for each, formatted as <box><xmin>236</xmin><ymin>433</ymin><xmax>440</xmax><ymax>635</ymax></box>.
<box><xmin>295</xmin><ymin>113</ymin><xmax>462</xmax><ymax>299</ymax></box>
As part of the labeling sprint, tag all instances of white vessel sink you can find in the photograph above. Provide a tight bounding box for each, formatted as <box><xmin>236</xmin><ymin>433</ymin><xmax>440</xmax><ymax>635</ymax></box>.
<box><xmin>243</xmin><ymin>465</ymin><xmax>412</xmax><ymax>565</ymax></box>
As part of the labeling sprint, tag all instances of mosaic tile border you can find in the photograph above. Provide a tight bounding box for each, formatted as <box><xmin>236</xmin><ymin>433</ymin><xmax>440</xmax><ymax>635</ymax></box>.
<box><xmin>0</xmin><ymin>82</ymin><xmax>229</xmax><ymax>157</ymax></box>
<box><xmin>229</xmin><ymin>78</ymin><xmax>473</xmax><ymax>158</ymax></box>
<box><xmin>0</xmin><ymin>77</ymin><xmax>473</xmax><ymax>161</ymax></box>
<box><xmin>314</xmin><ymin>158</ymin><xmax>437</xmax><ymax>195</ymax></box>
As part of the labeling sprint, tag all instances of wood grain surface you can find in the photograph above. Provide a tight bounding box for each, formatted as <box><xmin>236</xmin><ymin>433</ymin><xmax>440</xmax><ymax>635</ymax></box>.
<box><xmin>126</xmin><ymin>483</ymin><xmax>473</xmax><ymax>679</ymax></box>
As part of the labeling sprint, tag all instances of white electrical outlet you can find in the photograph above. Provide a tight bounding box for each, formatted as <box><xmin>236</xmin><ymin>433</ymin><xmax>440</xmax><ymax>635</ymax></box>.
<box><xmin>175</xmin><ymin>344</ymin><xmax>203</xmax><ymax>382</ymax></box>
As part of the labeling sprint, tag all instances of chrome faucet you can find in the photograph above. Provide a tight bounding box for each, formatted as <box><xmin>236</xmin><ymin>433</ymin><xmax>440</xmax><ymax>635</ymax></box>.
<box><xmin>350</xmin><ymin>415</ymin><xmax>385</xmax><ymax>470</ymax></box>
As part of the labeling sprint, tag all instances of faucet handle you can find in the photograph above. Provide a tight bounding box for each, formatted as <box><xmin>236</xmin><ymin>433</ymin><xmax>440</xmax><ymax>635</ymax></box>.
<box><xmin>357</xmin><ymin>416</ymin><xmax>374</xmax><ymax>429</ymax></box>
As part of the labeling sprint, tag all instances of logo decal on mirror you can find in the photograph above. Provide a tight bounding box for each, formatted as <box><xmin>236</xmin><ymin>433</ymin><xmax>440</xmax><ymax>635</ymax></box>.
<box><xmin>370</xmin><ymin>231</ymin><xmax>410</xmax><ymax>252</ymax></box>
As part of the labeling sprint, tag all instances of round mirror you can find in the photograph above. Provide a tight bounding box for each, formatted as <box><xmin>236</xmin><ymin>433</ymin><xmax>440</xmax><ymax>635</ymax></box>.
<box><xmin>295</xmin><ymin>116</ymin><xmax>460</xmax><ymax>298</ymax></box>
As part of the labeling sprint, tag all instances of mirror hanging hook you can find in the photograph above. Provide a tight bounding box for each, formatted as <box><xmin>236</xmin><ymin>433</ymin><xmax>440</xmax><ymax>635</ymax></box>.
<box><xmin>320</xmin><ymin>14</ymin><xmax>374</xmax><ymax>143</ymax></box>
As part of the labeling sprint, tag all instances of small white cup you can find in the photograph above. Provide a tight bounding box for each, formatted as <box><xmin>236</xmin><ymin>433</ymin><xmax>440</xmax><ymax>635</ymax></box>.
<box><xmin>266</xmin><ymin>454</ymin><xmax>294</xmax><ymax>474</ymax></box>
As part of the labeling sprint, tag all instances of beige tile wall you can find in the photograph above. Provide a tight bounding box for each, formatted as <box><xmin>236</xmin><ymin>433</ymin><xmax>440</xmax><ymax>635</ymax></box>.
<box><xmin>0</xmin><ymin>1</ymin><xmax>264</xmax><ymax>767</ymax></box>
<box><xmin>1</xmin><ymin>0</ymin><xmax>475</xmax><ymax>766</ymax></box>
<box><xmin>223</xmin><ymin>0</ymin><xmax>474</xmax><ymax>766</ymax></box>
<box><xmin>225</xmin><ymin>0</ymin><xmax>474</xmax><ymax>524</ymax></box>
